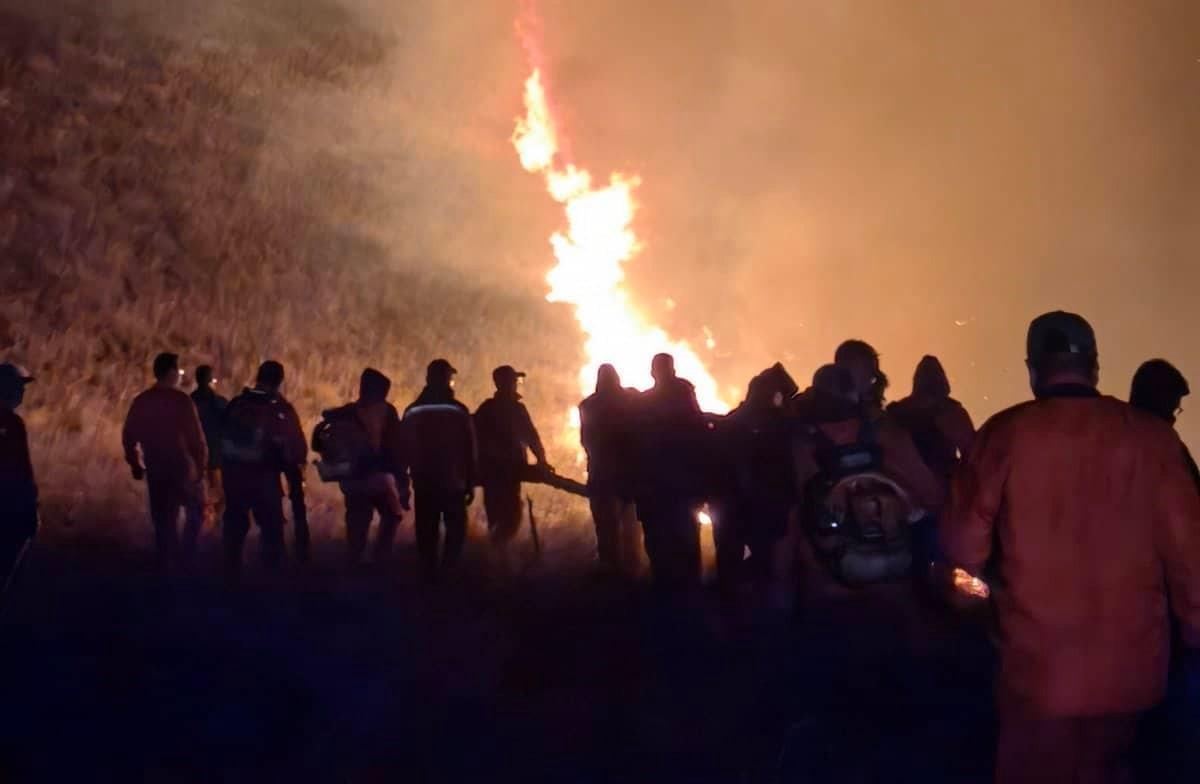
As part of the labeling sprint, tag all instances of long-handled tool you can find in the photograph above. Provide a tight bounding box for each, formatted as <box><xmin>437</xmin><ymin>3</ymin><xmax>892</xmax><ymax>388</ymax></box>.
<box><xmin>0</xmin><ymin>536</ymin><xmax>33</xmax><ymax>615</ymax></box>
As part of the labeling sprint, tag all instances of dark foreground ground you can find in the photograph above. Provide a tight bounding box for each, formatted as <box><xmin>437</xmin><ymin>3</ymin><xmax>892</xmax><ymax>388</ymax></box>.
<box><xmin>0</xmin><ymin>529</ymin><xmax>1195</xmax><ymax>783</ymax></box>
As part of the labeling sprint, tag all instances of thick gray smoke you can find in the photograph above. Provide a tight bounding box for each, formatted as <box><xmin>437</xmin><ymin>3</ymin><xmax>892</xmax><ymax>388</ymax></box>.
<box><xmin>72</xmin><ymin>0</ymin><xmax>1200</xmax><ymax>443</ymax></box>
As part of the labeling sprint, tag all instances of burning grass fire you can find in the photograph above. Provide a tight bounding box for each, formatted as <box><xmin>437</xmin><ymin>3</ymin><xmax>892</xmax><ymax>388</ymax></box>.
<box><xmin>512</xmin><ymin>56</ymin><xmax>729</xmax><ymax>427</ymax></box>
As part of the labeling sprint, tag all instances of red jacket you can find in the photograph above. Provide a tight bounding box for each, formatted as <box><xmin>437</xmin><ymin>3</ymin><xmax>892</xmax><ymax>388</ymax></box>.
<box><xmin>942</xmin><ymin>387</ymin><xmax>1200</xmax><ymax>717</ymax></box>
<box><xmin>122</xmin><ymin>385</ymin><xmax>208</xmax><ymax>484</ymax></box>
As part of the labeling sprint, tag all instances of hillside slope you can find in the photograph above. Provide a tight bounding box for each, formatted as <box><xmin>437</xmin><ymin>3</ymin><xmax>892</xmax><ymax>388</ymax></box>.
<box><xmin>0</xmin><ymin>2</ymin><xmax>584</xmax><ymax>545</ymax></box>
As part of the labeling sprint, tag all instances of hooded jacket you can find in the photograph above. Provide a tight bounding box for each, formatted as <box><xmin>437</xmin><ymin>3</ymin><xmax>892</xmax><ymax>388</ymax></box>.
<box><xmin>580</xmin><ymin>380</ymin><xmax>639</xmax><ymax>495</ymax></box>
<box><xmin>887</xmin><ymin>356</ymin><xmax>975</xmax><ymax>480</ymax></box>
<box><xmin>942</xmin><ymin>387</ymin><xmax>1200</xmax><ymax>717</ymax></box>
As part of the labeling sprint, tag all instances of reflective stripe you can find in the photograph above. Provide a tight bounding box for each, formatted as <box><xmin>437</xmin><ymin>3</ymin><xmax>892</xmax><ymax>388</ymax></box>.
<box><xmin>404</xmin><ymin>404</ymin><xmax>467</xmax><ymax>420</ymax></box>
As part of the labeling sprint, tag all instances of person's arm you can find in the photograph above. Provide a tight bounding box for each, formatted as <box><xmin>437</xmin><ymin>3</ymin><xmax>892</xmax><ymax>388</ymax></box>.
<box><xmin>1156</xmin><ymin>433</ymin><xmax>1200</xmax><ymax>649</ymax></box>
<box><xmin>937</xmin><ymin>401</ymin><xmax>976</xmax><ymax>460</ymax></box>
<box><xmin>281</xmin><ymin>402</ymin><xmax>308</xmax><ymax>467</ymax></box>
<box><xmin>940</xmin><ymin>418</ymin><xmax>1009</xmax><ymax>575</ymax></box>
<box><xmin>464</xmin><ymin>409</ymin><xmax>480</xmax><ymax>493</ymax></box>
<box><xmin>121</xmin><ymin>396</ymin><xmax>143</xmax><ymax>475</ymax></box>
<box><xmin>1185</xmin><ymin>445</ymin><xmax>1200</xmax><ymax>496</ymax></box>
<box><xmin>520</xmin><ymin>404</ymin><xmax>549</xmax><ymax>465</ymax></box>
<box><xmin>183</xmin><ymin>395</ymin><xmax>209</xmax><ymax>475</ymax></box>
<box><xmin>579</xmin><ymin>402</ymin><xmax>595</xmax><ymax>458</ymax></box>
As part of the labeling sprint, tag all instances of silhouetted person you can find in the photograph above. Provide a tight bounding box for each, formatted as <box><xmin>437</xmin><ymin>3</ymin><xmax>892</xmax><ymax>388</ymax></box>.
<box><xmin>474</xmin><ymin>366</ymin><xmax>550</xmax><ymax>562</ymax></box>
<box><xmin>793</xmin><ymin>363</ymin><xmax>944</xmax><ymax>595</ymax></box>
<box><xmin>579</xmin><ymin>364</ymin><xmax>640</xmax><ymax>574</ymax></box>
<box><xmin>320</xmin><ymin>368</ymin><xmax>409</xmax><ymax>566</ymax></box>
<box><xmin>1131</xmin><ymin>359</ymin><xmax>1200</xmax><ymax>491</ymax></box>
<box><xmin>122</xmin><ymin>353</ymin><xmax>208</xmax><ymax>571</ymax></box>
<box><xmin>220</xmin><ymin>361</ymin><xmax>307</xmax><ymax>577</ymax></box>
<box><xmin>0</xmin><ymin>364</ymin><xmax>38</xmax><ymax>587</ymax></box>
<box><xmin>711</xmin><ymin>363</ymin><xmax>798</xmax><ymax>594</ymax></box>
<box><xmin>887</xmin><ymin>355</ymin><xmax>975</xmax><ymax>480</ymax></box>
<box><xmin>403</xmin><ymin>359</ymin><xmax>478</xmax><ymax>583</ymax></box>
<box><xmin>834</xmin><ymin>339</ymin><xmax>889</xmax><ymax>418</ymax></box>
<box><xmin>887</xmin><ymin>355</ymin><xmax>975</xmax><ymax>572</ymax></box>
<box><xmin>942</xmin><ymin>312</ymin><xmax>1200</xmax><ymax>784</ymax></box>
<box><xmin>635</xmin><ymin>353</ymin><xmax>705</xmax><ymax>589</ymax></box>
<box><xmin>191</xmin><ymin>365</ymin><xmax>228</xmax><ymax>529</ymax></box>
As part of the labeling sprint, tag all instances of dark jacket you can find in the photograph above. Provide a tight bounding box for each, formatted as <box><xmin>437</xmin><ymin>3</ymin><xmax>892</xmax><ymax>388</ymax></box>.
<box><xmin>942</xmin><ymin>387</ymin><xmax>1200</xmax><ymax>717</ymax></box>
<box><xmin>122</xmin><ymin>385</ymin><xmax>208</xmax><ymax>484</ymax></box>
<box><xmin>403</xmin><ymin>386</ymin><xmax>478</xmax><ymax>493</ymax></box>
<box><xmin>474</xmin><ymin>394</ymin><xmax>546</xmax><ymax>483</ymax></box>
<box><xmin>191</xmin><ymin>387</ymin><xmax>228</xmax><ymax>469</ymax></box>
<box><xmin>221</xmin><ymin>388</ymin><xmax>307</xmax><ymax>498</ymax></box>
<box><xmin>887</xmin><ymin>356</ymin><xmax>975</xmax><ymax>482</ymax></box>
<box><xmin>721</xmin><ymin>401</ymin><xmax>795</xmax><ymax>508</ymax></box>
<box><xmin>635</xmin><ymin>377</ymin><xmax>705</xmax><ymax>497</ymax></box>
<box><xmin>580</xmin><ymin>385</ymin><xmax>639</xmax><ymax>495</ymax></box>
<box><xmin>0</xmin><ymin>407</ymin><xmax>38</xmax><ymax>536</ymax></box>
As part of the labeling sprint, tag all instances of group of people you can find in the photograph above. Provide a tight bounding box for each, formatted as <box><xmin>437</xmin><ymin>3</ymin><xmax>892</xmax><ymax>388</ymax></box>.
<box><xmin>2</xmin><ymin>308</ymin><xmax>1199</xmax><ymax>783</ymax></box>
<box><xmin>112</xmin><ymin>354</ymin><xmax>556</xmax><ymax>582</ymax></box>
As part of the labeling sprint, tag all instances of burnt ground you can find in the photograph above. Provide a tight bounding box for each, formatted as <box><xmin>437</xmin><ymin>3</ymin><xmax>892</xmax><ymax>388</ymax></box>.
<box><xmin>0</xmin><ymin>532</ymin><xmax>1195</xmax><ymax>783</ymax></box>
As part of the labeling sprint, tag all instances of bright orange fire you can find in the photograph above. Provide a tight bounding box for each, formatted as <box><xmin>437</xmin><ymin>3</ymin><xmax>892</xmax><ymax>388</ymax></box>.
<box><xmin>512</xmin><ymin>70</ymin><xmax>729</xmax><ymax>427</ymax></box>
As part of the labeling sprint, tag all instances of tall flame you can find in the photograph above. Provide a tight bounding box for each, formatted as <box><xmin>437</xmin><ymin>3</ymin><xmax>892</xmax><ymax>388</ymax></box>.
<box><xmin>512</xmin><ymin>69</ymin><xmax>729</xmax><ymax>418</ymax></box>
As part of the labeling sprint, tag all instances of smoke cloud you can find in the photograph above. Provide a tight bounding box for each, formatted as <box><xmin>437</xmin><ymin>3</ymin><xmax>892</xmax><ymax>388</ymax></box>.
<box><xmin>63</xmin><ymin>0</ymin><xmax>1200</xmax><ymax>443</ymax></box>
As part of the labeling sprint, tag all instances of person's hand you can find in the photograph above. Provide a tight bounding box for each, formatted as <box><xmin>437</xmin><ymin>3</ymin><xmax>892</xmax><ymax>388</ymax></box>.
<box><xmin>131</xmin><ymin>465</ymin><xmax>145</xmax><ymax>481</ymax></box>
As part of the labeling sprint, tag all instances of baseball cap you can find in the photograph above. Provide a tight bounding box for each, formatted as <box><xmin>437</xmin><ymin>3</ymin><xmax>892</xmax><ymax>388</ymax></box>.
<box><xmin>1026</xmin><ymin>311</ymin><xmax>1097</xmax><ymax>361</ymax></box>
<box><xmin>426</xmin><ymin>358</ymin><xmax>458</xmax><ymax>384</ymax></box>
<box><xmin>492</xmin><ymin>365</ymin><xmax>526</xmax><ymax>387</ymax></box>
<box><xmin>0</xmin><ymin>363</ymin><xmax>35</xmax><ymax>388</ymax></box>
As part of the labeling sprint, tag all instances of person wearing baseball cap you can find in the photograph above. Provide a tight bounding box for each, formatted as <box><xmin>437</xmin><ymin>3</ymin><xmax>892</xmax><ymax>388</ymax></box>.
<box><xmin>403</xmin><ymin>358</ymin><xmax>477</xmax><ymax>583</ymax></box>
<box><xmin>942</xmin><ymin>311</ymin><xmax>1200</xmax><ymax>784</ymax></box>
<box><xmin>1</xmin><ymin>363</ymin><xmax>38</xmax><ymax>587</ymax></box>
<box><xmin>474</xmin><ymin>365</ymin><xmax>551</xmax><ymax>565</ymax></box>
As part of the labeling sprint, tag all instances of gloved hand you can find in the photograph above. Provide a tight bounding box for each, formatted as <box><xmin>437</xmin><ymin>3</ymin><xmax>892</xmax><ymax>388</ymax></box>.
<box><xmin>131</xmin><ymin>465</ymin><xmax>145</xmax><ymax>481</ymax></box>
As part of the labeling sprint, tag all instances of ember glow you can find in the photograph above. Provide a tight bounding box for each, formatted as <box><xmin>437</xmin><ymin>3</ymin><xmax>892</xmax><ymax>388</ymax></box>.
<box><xmin>511</xmin><ymin>68</ymin><xmax>729</xmax><ymax>419</ymax></box>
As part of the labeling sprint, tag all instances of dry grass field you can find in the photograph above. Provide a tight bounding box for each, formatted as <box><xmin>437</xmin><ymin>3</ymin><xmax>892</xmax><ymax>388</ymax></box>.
<box><xmin>0</xmin><ymin>0</ymin><xmax>588</xmax><ymax>553</ymax></box>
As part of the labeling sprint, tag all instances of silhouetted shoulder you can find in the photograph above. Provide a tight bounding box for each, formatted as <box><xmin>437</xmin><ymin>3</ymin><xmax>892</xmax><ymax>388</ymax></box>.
<box><xmin>322</xmin><ymin>404</ymin><xmax>356</xmax><ymax>421</ymax></box>
<box><xmin>973</xmin><ymin>398</ymin><xmax>1040</xmax><ymax>440</ymax></box>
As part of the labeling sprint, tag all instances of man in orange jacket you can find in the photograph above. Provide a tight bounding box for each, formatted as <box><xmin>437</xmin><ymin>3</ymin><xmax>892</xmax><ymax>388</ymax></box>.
<box><xmin>122</xmin><ymin>353</ymin><xmax>209</xmax><ymax>570</ymax></box>
<box><xmin>942</xmin><ymin>311</ymin><xmax>1200</xmax><ymax>784</ymax></box>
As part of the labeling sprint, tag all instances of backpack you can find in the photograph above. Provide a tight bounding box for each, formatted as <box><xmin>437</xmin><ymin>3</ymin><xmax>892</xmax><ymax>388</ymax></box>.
<box><xmin>220</xmin><ymin>392</ymin><xmax>276</xmax><ymax>465</ymax></box>
<box><xmin>311</xmin><ymin>407</ymin><xmax>374</xmax><ymax>482</ymax></box>
<box><xmin>802</xmin><ymin>418</ymin><xmax>919</xmax><ymax>586</ymax></box>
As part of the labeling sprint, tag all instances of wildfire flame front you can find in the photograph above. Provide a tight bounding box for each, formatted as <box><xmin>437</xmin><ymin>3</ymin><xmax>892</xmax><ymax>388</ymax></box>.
<box><xmin>511</xmin><ymin>68</ymin><xmax>729</xmax><ymax>430</ymax></box>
